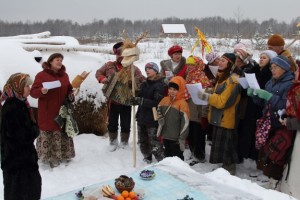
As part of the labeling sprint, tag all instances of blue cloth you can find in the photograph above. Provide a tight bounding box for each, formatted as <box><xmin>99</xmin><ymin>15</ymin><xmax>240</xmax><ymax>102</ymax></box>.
<box><xmin>44</xmin><ymin>168</ymin><xmax>210</xmax><ymax>200</ymax></box>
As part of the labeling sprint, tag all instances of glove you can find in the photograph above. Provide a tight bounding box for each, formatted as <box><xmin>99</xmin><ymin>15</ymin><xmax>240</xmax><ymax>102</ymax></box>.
<box><xmin>255</xmin><ymin>89</ymin><xmax>273</xmax><ymax>101</ymax></box>
<box><xmin>130</xmin><ymin>97</ymin><xmax>143</xmax><ymax>106</ymax></box>
<box><xmin>198</xmin><ymin>90</ymin><xmax>210</xmax><ymax>101</ymax></box>
<box><xmin>247</xmin><ymin>88</ymin><xmax>254</xmax><ymax>97</ymax></box>
<box><xmin>179</xmin><ymin>139</ymin><xmax>185</xmax><ymax>152</ymax></box>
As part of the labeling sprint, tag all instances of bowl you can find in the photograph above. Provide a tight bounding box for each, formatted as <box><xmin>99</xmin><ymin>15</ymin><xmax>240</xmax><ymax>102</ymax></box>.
<box><xmin>114</xmin><ymin>175</ymin><xmax>135</xmax><ymax>193</ymax></box>
<box><xmin>140</xmin><ymin>170</ymin><xmax>156</xmax><ymax>180</ymax></box>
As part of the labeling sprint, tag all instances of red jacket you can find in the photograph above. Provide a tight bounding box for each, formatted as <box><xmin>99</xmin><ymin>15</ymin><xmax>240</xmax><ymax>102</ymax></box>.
<box><xmin>30</xmin><ymin>64</ymin><xmax>73</xmax><ymax>131</ymax></box>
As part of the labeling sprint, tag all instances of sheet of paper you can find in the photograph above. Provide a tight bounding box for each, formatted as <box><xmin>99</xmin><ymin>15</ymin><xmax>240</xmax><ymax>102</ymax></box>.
<box><xmin>237</xmin><ymin>77</ymin><xmax>249</xmax><ymax>89</ymax></box>
<box><xmin>186</xmin><ymin>83</ymin><xmax>208</xmax><ymax>105</ymax></box>
<box><xmin>42</xmin><ymin>80</ymin><xmax>61</xmax><ymax>90</ymax></box>
<box><xmin>245</xmin><ymin>73</ymin><xmax>260</xmax><ymax>90</ymax></box>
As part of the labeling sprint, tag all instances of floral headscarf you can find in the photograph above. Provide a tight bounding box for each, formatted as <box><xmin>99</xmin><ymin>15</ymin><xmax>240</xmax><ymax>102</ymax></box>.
<box><xmin>0</xmin><ymin>73</ymin><xmax>34</xmax><ymax>121</ymax></box>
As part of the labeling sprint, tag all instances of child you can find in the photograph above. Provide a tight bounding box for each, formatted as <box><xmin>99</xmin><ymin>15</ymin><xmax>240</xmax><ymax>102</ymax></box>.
<box><xmin>1</xmin><ymin>73</ymin><xmax>41</xmax><ymax>200</ymax></box>
<box><xmin>158</xmin><ymin>76</ymin><xmax>190</xmax><ymax>160</ymax></box>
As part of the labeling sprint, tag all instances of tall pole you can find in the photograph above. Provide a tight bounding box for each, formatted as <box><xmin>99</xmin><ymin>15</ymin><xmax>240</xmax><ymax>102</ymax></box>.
<box><xmin>131</xmin><ymin>64</ymin><xmax>137</xmax><ymax>167</ymax></box>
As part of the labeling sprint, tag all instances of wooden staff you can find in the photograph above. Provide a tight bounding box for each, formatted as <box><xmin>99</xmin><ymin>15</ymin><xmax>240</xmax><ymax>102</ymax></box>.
<box><xmin>131</xmin><ymin>64</ymin><xmax>137</xmax><ymax>167</ymax></box>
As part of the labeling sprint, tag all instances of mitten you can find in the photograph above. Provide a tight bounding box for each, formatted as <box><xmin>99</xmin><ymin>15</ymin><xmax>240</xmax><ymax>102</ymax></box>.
<box><xmin>247</xmin><ymin>88</ymin><xmax>254</xmax><ymax>97</ymax></box>
<box><xmin>130</xmin><ymin>97</ymin><xmax>143</xmax><ymax>106</ymax></box>
<box><xmin>255</xmin><ymin>89</ymin><xmax>273</xmax><ymax>101</ymax></box>
<box><xmin>198</xmin><ymin>90</ymin><xmax>210</xmax><ymax>101</ymax></box>
<box><xmin>179</xmin><ymin>139</ymin><xmax>185</xmax><ymax>152</ymax></box>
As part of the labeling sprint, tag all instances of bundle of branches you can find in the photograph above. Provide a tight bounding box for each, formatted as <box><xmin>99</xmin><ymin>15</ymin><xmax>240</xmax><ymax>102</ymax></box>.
<box><xmin>73</xmin><ymin>95</ymin><xmax>107</xmax><ymax>136</ymax></box>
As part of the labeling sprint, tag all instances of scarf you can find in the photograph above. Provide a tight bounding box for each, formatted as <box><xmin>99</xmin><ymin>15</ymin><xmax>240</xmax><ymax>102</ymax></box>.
<box><xmin>0</xmin><ymin>73</ymin><xmax>35</xmax><ymax>122</ymax></box>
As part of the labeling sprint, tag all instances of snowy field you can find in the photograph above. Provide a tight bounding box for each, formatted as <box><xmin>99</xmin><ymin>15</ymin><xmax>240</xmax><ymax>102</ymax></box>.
<box><xmin>0</xmin><ymin>32</ymin><xmax>299</xmax><ymax>200</ymax></box>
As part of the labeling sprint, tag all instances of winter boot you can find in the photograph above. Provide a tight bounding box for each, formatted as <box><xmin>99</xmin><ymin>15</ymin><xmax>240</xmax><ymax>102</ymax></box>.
<box><xmin>222</xmin><ymin>163</ymin><xmax>236</xmax><ymax>175</ymax></box>
<box><xmin>108</xmin><ymin>132</ymin><xmax>118</xmax><ymax>152</ymax></box>
<box><xmin>119</xmin><ymin>132</ymin><xmax>130</xmax><ymax>148</ymax></box>
<box><xmin>143</xmin><ymin>155</ymin><xmax>152</xmax><ymax>164</ymax></box>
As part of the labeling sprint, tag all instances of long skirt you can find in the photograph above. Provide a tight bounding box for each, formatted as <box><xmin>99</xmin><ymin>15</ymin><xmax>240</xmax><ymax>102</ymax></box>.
<box><xmin>209</xmin><ymin>126</ymin><xmax>239</xmax><ymax>165</ymax></box>
<box><xmin>36</xmin><ymin>130</ymin><xmax>75</xmax><ymax>163</ymax></box>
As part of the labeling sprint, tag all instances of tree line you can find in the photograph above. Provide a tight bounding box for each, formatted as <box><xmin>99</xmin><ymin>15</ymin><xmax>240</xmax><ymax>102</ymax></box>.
<box><xmin>0</xmin><ymin>16</ymin><xmax>299</xmax><ymax>43</ymax></box>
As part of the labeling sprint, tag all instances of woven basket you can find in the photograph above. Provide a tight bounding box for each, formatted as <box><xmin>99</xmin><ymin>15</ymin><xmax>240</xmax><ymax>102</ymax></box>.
<box><xmin>114</xmin><ymin>175</ymin><xmax>135</xmax><ymax>193</ymax></box>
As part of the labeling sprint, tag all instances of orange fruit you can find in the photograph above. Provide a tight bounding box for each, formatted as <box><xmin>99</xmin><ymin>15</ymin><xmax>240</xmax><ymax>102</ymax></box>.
<box><xmin>129</xmin><ymin>191</ymin><xmax>136</xmax><ymax>198</ymax></box>
<box><xmin>116</xmin><ymin>195</ymin><xmax>125</xmax><ymax>200</ymax></box>
<box><xmin>121</xmin><ymin>190</ymin><xmax>129</xmax><ymax>198</ymax></box>
<box><xmin>125</xmin><ymin>198</ymin><xmax>131</xmax><ymax>200</ymax></box>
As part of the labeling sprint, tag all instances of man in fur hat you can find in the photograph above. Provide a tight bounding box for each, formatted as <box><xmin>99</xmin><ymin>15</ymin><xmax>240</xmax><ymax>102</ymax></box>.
<box><xmin>96</xmin><ymin>42</ymin><xmax>145</xmax><ymax>152</ymax></box>
<box><xmin>267</xmin><ymin>34</ymin><xmax>297</xmax><ymax>72</ymax></box>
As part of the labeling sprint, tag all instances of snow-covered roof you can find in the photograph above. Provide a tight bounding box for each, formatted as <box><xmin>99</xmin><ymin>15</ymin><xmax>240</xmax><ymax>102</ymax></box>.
<box><xmin>161</xmin><ymin>24</ymin><xmax>187</xmax><ymax>34</ymax></box>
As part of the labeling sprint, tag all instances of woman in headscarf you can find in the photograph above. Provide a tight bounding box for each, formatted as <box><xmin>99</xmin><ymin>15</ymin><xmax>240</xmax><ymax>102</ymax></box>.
<box><xmin>1</xmin><ymin>73</ymin><xmax>41</xmax><ymax>200</ymax></box>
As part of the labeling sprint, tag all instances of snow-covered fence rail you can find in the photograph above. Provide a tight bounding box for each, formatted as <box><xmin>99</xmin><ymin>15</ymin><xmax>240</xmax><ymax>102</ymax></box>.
<box><xmin>21</xmin><ymin>44</ymin><xmax>112</xmax><ymax>54</ymax></box>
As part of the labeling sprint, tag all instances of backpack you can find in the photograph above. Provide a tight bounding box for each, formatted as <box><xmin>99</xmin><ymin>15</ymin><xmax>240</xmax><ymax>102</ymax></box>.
<box><xmin>261</xmin><ymin>126</ymin><xmax>295</xmax><ymax>166</ymax></box>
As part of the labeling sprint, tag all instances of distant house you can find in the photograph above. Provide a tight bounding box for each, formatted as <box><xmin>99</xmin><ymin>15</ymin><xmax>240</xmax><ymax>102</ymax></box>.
<box><xmin>160</xmin><ymin>24</ymin><xmax>187</xmax><ymax>38</ymax></box>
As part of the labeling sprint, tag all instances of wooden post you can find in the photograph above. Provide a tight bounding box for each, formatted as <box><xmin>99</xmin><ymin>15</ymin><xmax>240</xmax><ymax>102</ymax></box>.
<box><xmin>131</xmin><ymin>64</ymin><xmax>137</xmax><ymax>167</ymax></box>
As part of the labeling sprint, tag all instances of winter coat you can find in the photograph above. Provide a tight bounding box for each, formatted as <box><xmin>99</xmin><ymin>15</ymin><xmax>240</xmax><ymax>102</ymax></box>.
<box><xmin>95</xmin><ymin>61</ymin><xmax>146</xmax><ymax>104</ymax></box>
<box><xmin>96</xmin><ymin>61</ymin><xmax>145</xmax><ymax>88</ymax></box>
<box><xmin>160</xmin><ymin>57</ymin><xmax>187</xmax><ymax>78</ymax></box>
<box><xmin>253</xmin><ymin>70</ymin><xmax>294</xmax><ymax>129</ymax></box>
<box><xmin>281</xmin><ymin>83</ymin><xmax>300</xmax><ymax>199</ymax></box>
<box><xmin>30</xmin><ymin>64</ymin><xmax>73</xmax><ymax>131</ymax></box>
<box><xmin>136</xmin><ymin>75</ymin><xmax>167</xmax><ymax>127</ymax></box>
<box><xmin>158</xmin><ymin>76</ymin><xmax>190</xmax><ymax>142</ymax></box>
<box><xmin>1</xmin><ymin>97</ymin><xmax>41</xmax><ymax>200</ymax></box>
<box><xmin>1</xmin><ymin>97</ymin><xmax>39</xmax><ymax>172</ymax></box>
<box><xmin>208</xmin><ymin>75</ymin><xmax>241</xmax><ymax>129</ymax></box>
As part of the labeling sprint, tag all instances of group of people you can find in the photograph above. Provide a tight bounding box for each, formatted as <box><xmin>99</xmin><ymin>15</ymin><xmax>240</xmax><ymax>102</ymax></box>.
<box><xmin>96</xmin><ymin>33</ymin><xmax>300</xmax><ymax>196</ymax></box>
<box><xmin>0</xmin><ymin>33</ymin><xmax>299</xmax><ymax>199</ymax></box>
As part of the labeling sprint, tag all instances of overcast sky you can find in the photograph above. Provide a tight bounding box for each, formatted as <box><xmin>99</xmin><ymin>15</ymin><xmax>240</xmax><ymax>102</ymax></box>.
<box><xmin>0</xmin><ymin>0</ymin><xmax>299</xmax><ymax>24</ymax></box>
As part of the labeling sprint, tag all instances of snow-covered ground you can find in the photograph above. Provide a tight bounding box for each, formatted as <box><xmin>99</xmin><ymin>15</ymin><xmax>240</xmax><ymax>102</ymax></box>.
<box><xmin>0</xmin><ymin>33</ymin><xmax>299</xmax><ymax>200</ymax></box>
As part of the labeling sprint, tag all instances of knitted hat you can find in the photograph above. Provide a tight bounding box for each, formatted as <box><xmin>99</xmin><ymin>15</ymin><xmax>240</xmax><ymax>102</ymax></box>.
<box><xmin>47</xmin><ymin>53</ymin><xmax>63</xmax><ymax>64</ymax></box>
<box><xmin>260</xmin><ymin>50</ymin><xmax>277</xmax><ymax>60</ymax></box>
<box><xmin>222</xmin><ymin>53</ymin><xmax>236</xmax><ymax>65</ymax></box>
<box><xmin>145</xmin><ymin>62</ymin><xmax>159</xmax><ymax>73</ymax></box>
<box><xmin>186</xmin><ymin>55</ymin><xmax>200</xmax><ymax>65</ymax></box>
<box><xmin>113</xmin><ymin>42</ymin><xmax>123</xmax><ymax>55</ymax></box>
<box><xmin>205</xmin><ymin>52</ymin><xmax>219</xmax><ymax>64</ymax></box>
<box><xmin>270</xmin><ymin>55</ymin><xmax>290</xmax><ymax>71</ymax></box>
<box><xmin>233</xmin><ymin>43</ymin><xmax>253</xmax><ymax>63</ymax></box>
<box><xmin>168</xmin><ymin>82</ymin><xmax>179</xmax><ymax>90</ymax></box>
<box><xmin>168</xmin><ymin>45</ymin><xmax>183</xmax><ymax>56</ymax></box>
<box><xmin>267</xmin><ymin>34</ymin><xmax>285</xmax><ymax>46</ymax></box>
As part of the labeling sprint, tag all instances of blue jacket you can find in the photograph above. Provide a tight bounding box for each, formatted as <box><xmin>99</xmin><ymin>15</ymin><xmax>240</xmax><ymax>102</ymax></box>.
<box><xmin>253</xmin><ymin>71</ymin><xmax>294</xmax><ymax>128</ymax></box>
